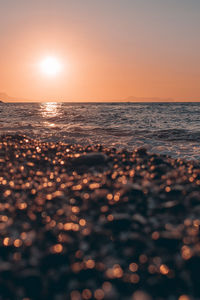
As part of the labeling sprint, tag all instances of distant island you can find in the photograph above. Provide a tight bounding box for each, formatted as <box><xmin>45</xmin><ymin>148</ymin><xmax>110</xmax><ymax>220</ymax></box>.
<box><xmin>122</xmin><ymin>96</ymin><xmax>175</xmax><ymax>102</ymax></box>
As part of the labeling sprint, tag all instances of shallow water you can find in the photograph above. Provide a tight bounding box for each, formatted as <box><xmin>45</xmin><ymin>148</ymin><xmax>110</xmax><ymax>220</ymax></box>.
<box><xmin>1</xmin><ymin>102</ymin><xmax>200</xmax><ymax>160</ymax></box>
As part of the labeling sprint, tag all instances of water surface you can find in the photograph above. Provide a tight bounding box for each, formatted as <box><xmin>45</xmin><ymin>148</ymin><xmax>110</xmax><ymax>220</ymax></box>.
<box><xmin>1</xmin><ymin>102</ymin><xmax>200</xmax><ymax>160</ymax></box>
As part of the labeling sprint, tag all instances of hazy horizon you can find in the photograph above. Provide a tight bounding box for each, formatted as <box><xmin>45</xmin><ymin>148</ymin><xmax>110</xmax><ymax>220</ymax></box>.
<box><xmin>0</xmin><ymin>92</ymin><xmax>176</xmax><ymax>103</ymax></box>
<box><xmin>1</xmin><ymin>91</ymin><xmax>200</xmax><ymax>103</ymax></box>
<box><xmin>0</xmin><ymin>0</ymin><xmax>200</xmax><ymax>102</ymax></box>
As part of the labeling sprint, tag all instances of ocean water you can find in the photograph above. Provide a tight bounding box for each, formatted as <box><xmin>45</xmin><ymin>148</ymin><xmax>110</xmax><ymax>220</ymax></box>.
<box><xmin>1</xmin><ymin>102</ymin><xmax>200</xmax><ymax>160</ymax></box>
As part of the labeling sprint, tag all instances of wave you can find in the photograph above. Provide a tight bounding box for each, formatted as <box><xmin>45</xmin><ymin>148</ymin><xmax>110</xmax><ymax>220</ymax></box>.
<box><xmin>85</xmin><ymin>127</ymin><xmax>200</xmax><ymax>142</ymax></box>
<box><xmin>145</xmin><ymin>129</ymin><xmax>200</xmax><ymax>142</ymax></box>
<box><xmin>2</xmin><ymin>124</ymin><xmax>200</xmax><ymax>142</ymax></box>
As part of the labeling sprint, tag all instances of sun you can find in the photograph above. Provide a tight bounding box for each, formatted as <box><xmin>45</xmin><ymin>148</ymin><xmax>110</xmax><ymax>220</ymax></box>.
<box><xmin>39</xmin><ymin>56</ymin><xmax>63</xmax><ymax>77</ymax></box>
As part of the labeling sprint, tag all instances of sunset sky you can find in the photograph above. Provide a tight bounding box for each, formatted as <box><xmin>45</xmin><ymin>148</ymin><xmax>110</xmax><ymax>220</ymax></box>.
<box><xmin>0</xmin><ymin>0</ymin><xmax>200</xmax><ymax>101</ymax></box>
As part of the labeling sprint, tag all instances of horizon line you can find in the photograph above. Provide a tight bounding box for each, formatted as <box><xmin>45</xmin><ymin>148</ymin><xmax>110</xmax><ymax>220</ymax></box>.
<box><xmin>2</xmin><ymin>100</ymin><xmax>200</xmax><ymax>103</ymax></box>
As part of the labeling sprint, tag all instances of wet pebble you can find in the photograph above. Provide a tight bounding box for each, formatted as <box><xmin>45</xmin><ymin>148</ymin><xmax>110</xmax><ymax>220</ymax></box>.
<box><xmin>0</xmin><ymin>135</ymin><xmax>200</xmax><ymax>300</ymax></box>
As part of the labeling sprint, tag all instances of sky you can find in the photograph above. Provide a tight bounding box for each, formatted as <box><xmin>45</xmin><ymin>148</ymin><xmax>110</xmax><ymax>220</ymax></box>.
<box><xmin>0</xmin><ymin>0</ymin><xmax>200</xmax><ymax>101</ymax></box>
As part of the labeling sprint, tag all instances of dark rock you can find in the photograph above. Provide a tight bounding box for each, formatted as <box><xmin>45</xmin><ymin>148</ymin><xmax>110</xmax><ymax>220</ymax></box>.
<box><xmin>71</xmin><ymin>152</ymin><xmax>108</xmax><ymax>166</ymax></box>
<box><xmin>135</xmin><ymin>147</ymin><xmax>147</xmax><ymax>156</ymax></box>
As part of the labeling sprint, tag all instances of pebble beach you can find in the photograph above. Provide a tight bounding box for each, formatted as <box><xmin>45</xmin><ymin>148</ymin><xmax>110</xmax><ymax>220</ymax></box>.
<box><xmin>0</xmin><ymin>135</ymin><xmax>200</xmax><ymax>300</ymax></box>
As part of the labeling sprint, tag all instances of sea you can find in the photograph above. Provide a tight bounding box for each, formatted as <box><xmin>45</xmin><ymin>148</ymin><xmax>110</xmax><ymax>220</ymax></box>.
<box><xmin>1</xmin><ymin>102</ymin><xmax>200</xmax><ymax>160</ymax></box>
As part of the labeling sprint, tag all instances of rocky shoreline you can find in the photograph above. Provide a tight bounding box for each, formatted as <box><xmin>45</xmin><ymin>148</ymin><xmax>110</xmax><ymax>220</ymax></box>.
<box><xmin>0</xmin><ymin>135</ymin><xmax>200</xmax><ymax>300</ymax></box>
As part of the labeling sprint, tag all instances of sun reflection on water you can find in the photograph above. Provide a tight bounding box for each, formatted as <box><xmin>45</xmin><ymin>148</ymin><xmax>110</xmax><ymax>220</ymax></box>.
<box><xmin>40</xmin><ymin>102</ymin><xmax>61</xmax><ymax>118</ymax></box>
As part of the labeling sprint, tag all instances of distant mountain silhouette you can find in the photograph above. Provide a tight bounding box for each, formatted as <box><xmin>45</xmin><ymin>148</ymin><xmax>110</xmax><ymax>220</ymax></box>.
<box><xmin>0</xmin><ymin>92</ymin><xmax>30</xmax><ymax>102</ymax></box>
<box><xmin>122</xmin><ymin>96</ymin><xmax>175</xmax><ymax>102</ymax></box>
<box><xmin>0</xmin><ymin>92</ymin><xmax>19</xmax><ymax>102</ymax></box>
<box><xmin>0</xmin><ymin>93</ymin><xmax>10</xmax><ymax>102</ymax></box>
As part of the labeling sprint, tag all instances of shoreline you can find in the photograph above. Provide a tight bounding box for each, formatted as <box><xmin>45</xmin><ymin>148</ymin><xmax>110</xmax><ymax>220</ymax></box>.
<box><xmin>0</xmin><ymin>135</ymin><xmax>200</xmax><ymax>299</ymax></box>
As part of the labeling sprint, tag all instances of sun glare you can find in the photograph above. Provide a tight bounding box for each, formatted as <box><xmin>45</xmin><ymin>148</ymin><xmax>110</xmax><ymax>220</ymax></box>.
<box><xmin>40</xmin><ymin>56</ymin><xmax>63</xmax><ymax>77</ymax></box>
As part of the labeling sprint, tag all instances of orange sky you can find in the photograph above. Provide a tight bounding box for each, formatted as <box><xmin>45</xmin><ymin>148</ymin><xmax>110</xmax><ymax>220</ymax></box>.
<box><xmin>0</xmin><ymin>0</ymin><xmax>200</xmax><ymax>102</ymax></box>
